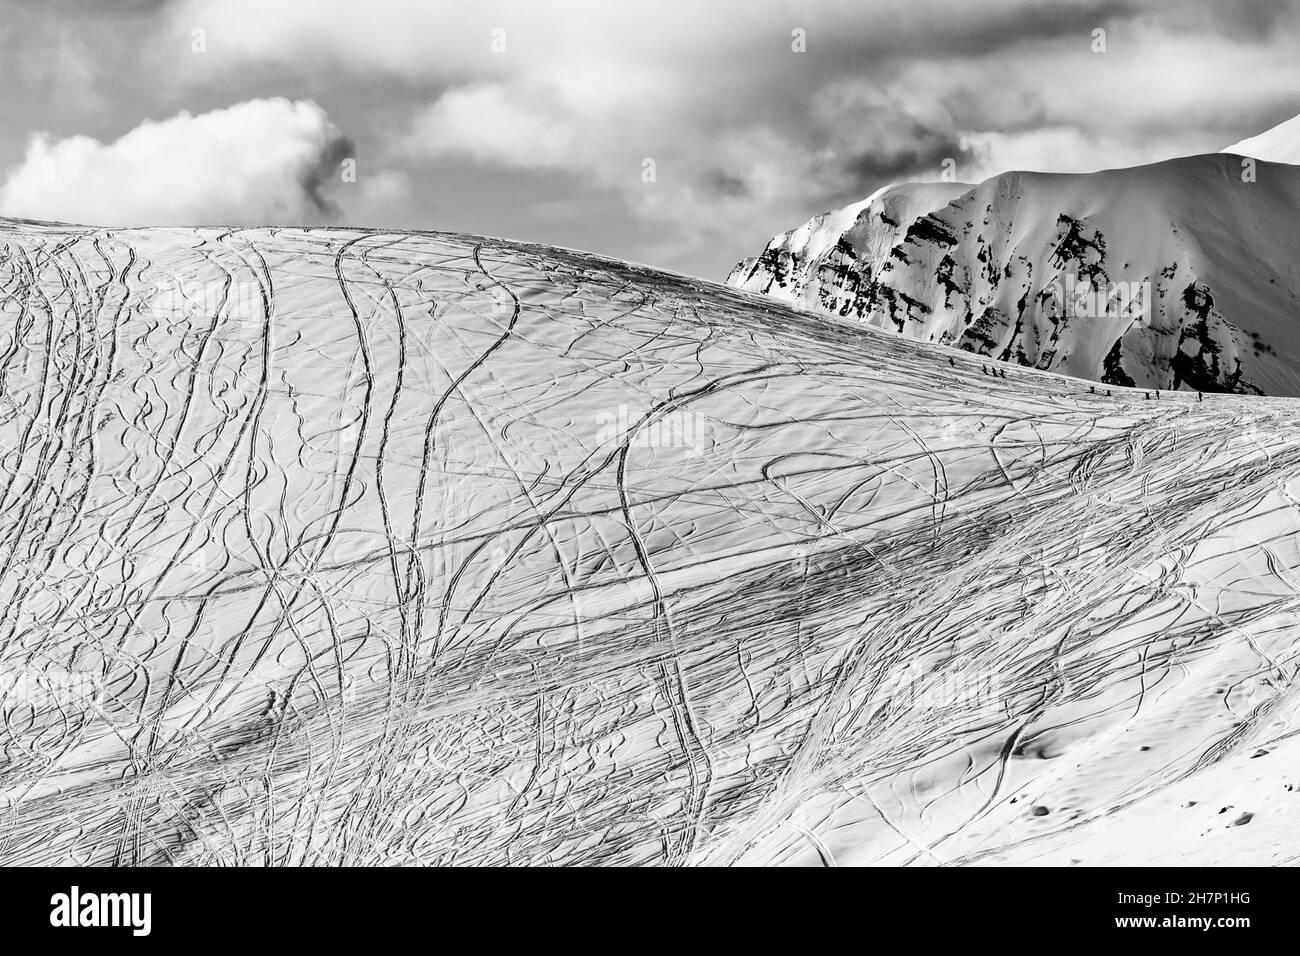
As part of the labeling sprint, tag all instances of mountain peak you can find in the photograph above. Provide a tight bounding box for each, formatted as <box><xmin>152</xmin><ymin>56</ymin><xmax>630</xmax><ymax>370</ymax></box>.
<box><xmin>1222</xmin><ymin>112</ymin><xmax>1300</xmax><ymax>165</ymax></box>
<box><xmin>727</xmin><ymin>153</ymin><xmax>1300</xmax><ymax>396</ymax></box>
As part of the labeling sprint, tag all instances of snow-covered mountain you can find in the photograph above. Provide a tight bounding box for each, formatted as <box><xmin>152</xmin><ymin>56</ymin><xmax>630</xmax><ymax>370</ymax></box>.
<box><xmin>1224</xmin><ymin>113</ymin><xmax>1300</xmax><ymax>165</ymax></box>
<box><xmin>727</xmin><ymin>153</ymin><xmax>1300</xmax><ymax>395</ymax></box>
<box><xmin>2</xmin><ymin>219</ymin><xmax>1300</xmax><ymax>866</ymax></box>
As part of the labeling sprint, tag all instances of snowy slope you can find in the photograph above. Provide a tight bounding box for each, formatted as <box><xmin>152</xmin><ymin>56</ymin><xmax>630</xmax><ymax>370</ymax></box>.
<box><xmin>727</xmin><ymin>153</ymin><xmax>1300</xmax><ymax>396</ymax></box>
<box><xmin>1</xmin><ymin>220</ymin><xmax>1299</xmax><ymax>866</ymax></box>
<box><xmin>1224</xmin><ymin>112</ymin><xmax>1300</xmax><ymax>165</ymax></box>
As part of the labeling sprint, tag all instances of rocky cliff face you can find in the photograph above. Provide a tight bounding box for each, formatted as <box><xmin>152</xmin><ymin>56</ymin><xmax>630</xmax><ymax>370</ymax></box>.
<box><xmin>728</xmin><ymin>153</ymin><xmax>1300</xmax><ymax>395</ymax></box>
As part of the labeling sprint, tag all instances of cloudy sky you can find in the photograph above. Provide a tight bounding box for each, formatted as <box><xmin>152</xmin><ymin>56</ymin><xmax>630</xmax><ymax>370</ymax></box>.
<box><xmin>2</xmin><ymin>0</ymin><xmax>1298</xmax><ymax>279</ymax></box>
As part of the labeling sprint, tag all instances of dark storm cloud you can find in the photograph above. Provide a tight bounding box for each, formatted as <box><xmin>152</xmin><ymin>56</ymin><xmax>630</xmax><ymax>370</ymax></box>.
<box><xmin>1151</xmin><ymin>0</ymin><xmax>1300</xmax><ymax>41</ymax></box>
<box><xmin>842</xmin><ymin>138</ymin><xmax>973</xmax><ymax>184</ymax></box>
<box><xmin>705</xmin><ymin>170</ymin><xmax>751</xmax><ymax>200</ymax></box>
<box><xmin>808</xmin><ymin>0</ymin><xmax>1141</xmax><ymax>65</ymax></box>
<box><xmin>302</xmin><ymin>132</ymin><xmax>357</xmax><ymax>219</ymax></box>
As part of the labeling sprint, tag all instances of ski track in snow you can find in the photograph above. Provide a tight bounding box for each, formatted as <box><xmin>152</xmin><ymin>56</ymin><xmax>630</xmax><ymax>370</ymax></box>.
<box><xmin>0</xmin><ymin>220</ymin><xmax>1298</xmax><ymax>866</ymax></box>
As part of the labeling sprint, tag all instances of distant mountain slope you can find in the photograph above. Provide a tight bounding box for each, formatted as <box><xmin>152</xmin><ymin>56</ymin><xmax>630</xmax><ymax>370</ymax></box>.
<box><xmin>2</xmin><ymin>220</ymin><xmax>1300</xmax><ymax>866</ymax></box>
<box><xmin>1224</xmin><ymin>112</ymin><xmax>1300</xmax><ymax>164</ymax></box>
<box><xmin>727</xmin><ymin>153</ymin><xmax>1300</xmax><ymax>396</ymax></box>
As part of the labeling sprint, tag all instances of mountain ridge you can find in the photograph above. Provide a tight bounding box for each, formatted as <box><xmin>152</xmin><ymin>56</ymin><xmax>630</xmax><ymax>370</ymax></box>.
<box><xmin>727</xmin><ymin>152</ymin><xmax>1300</xmax><ymax>395</ymax></box>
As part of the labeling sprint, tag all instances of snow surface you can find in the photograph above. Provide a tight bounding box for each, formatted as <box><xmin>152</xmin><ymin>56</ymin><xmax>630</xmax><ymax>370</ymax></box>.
<box><xmin>1223</xmin><ymin>112</ymin><xmax>1300</xmax><ymax>165</ymax></box>
<box><xmin>727</xmin><ymin>153</ymin><xmax>1300</xmax><ymax>397</ymax></box>
<box><xmin>1</xmin><ymin>220</ymin><xmax>1298</xmax><ymax>866</ymax></box>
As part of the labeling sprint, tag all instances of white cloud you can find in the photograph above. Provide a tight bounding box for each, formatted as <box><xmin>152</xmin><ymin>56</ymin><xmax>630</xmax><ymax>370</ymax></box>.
<box><xmin>958</xmin><ymin>127</ymin><xmax>1201</xmax><ymax>180</ymax></box>
<box><xmin>176</xmin><ymin>1</ymin><xmax>1283</xmax><ymax>240</ymax></box>
<box><xmin>400</xmin><ymin>75</ymin><xmax>826</xmax><ymax>248</ymax></box>
<box><xmin>0</xmin><ymin>98</ymin><xmax>353</xmax><ymax>226</ymax></box>
<box><xmin>355</xmin><ymin>169</ymin><xmax>412</xmax><ymax>206</ymax></box>
<box><xmin>405</xmin><ymin>84</ymin><xmax>582</xmax><ymax>172</ymax></box>
<box><xmin>81</xmin><ymin>0</ymin><xmax>1300</xmax><ymax>275</ymax></box>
